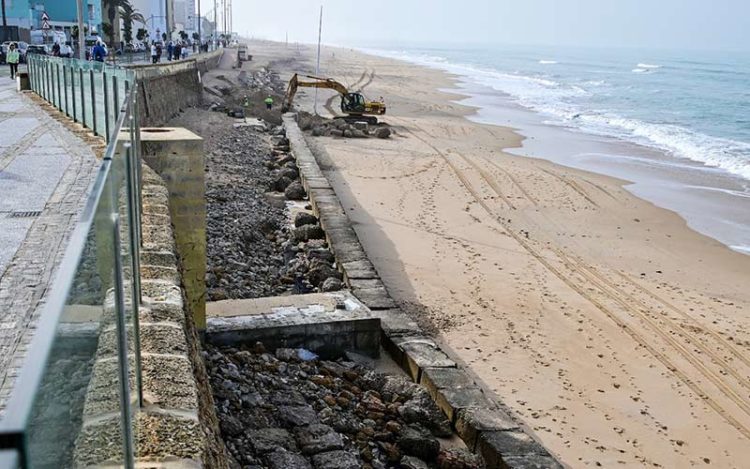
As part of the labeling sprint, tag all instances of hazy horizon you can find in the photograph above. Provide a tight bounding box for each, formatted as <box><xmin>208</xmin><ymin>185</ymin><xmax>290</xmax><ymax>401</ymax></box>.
<box><xmin>233</xmin><ymin>0</ymin><xmax>750</xmax><ymax>52</ymax></box>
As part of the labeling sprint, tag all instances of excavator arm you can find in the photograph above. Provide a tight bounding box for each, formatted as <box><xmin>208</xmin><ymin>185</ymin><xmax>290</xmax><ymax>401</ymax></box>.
<box><xmin>282</xmin><ymin>73</ymin><xmax>386</xmax><ymax>122</ymax></box>
<box><xmin>282</xmin><ymin>73</ymin><xmax>349</xmax><ymax>112</ymax></box>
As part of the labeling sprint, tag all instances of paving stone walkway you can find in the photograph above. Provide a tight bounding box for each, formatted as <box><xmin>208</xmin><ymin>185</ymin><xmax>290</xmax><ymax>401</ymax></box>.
<box><xmin>0</xmin><ymin>68</ymin><xmax>100</xmax><ymax>412</ymax></box>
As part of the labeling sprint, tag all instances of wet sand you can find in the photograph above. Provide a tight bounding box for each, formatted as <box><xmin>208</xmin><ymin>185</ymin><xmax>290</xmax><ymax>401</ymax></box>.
<box><xmin>248</xmin><ymin>39</ymin><xmax>750</xmax><ymax>467</ymax></box>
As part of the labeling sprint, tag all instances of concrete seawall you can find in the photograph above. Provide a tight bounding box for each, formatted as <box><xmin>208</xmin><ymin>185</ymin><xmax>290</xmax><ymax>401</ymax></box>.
<box><xmin>127</xmin><ymin>49</ymin><xmax>224</xmax><ymax>126</ymax></box>
<box><xmin>282</xmin><ymin>113</ymin><xmax>566</xmax><ymax>469</ymax></box>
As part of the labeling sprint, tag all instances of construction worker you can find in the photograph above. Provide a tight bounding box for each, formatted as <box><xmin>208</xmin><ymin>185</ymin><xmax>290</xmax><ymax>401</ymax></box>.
<box><xmin>264</xmin><ymin>95</ymin><xmax>274</xmax><ymax>110</ymax></box>
<box><xmin>6</xmin><ymin>43</ymin><xmax>20</xmax><ymax>80</ymax></box>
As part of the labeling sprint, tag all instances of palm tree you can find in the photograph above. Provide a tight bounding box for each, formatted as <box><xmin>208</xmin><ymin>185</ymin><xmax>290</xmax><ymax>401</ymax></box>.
<box><xmin>102</xmin><ymin>0</ymin><xmax>144</xmax><ymax>46</ymax></box>
<box><xmin>120</xmin><ymin>2</ymin><xmax>145</xmax><ymax>44</ymax></box>
<box><xmin>102</xmin><ymin>0</ymin><xmax>126</xmax><ymax>45</ymax></box>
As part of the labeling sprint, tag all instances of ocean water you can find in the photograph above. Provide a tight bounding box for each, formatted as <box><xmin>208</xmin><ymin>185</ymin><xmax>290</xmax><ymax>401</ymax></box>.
<box><xmin>360</xmin><ymin>43</ymin><xmax>750</xmax><ymax>253</ymax></box>
<box><xmin>365</xmin><ymin>44</ymin><xmax>750</xmax><ymax>181</ymax></box>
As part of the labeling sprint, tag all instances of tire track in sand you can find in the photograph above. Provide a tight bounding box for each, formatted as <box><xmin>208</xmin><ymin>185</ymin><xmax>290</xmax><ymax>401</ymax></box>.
<box><xmin>393</xmin><ymin>117</ymin><xmax>750</xmax><ymax>440</ymax></box>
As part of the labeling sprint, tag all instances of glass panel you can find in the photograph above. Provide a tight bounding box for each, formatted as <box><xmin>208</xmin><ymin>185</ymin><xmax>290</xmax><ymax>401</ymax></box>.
<box><xmin>4</xmin><ymin>55</ymin><xmax>141</xmax><ymax>469</ymax></box>
<box><xmin>0</xmin><ymin>450</ymin><xmax>19</xmax><ymax>469</ymax></box>
<box><xmin>23</xmin><ymin>159</ymin><xmax>132</xmax><ymax>468</ymax></box>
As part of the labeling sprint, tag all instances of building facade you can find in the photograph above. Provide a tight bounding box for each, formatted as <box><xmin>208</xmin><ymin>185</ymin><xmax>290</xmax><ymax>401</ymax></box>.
<box><xmin>129</xmin><ymin>0</ymin><xmax>175</xmax><ymax>41</ymax></box>
<box><xmin>1</xmin><ymin>0</ymin><xmax>102</xmax><ymax>43</ymax></box>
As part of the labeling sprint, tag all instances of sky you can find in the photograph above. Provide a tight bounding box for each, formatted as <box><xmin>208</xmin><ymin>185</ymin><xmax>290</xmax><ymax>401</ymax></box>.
<box><xmin>231</xmin><ymin>0</ymin><xmax>750</xmax><ymax>51</ymax></box>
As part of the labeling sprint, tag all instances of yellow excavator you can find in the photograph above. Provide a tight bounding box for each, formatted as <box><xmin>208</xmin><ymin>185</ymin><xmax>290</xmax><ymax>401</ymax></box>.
<box><xmin>282</xmin><ymin>73</ymin><xmax>387</xmax><ymax>124</ymax></box>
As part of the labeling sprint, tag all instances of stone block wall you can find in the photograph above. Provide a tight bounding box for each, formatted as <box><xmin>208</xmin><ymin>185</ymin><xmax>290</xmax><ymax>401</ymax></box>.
<box><xmin>131</xmin><ymin>49</ymin><xmax>224</xmax><ymax>127</ymax></box>
<box><xmin>140</xmin><ymin>127</ymin><xmax>207</xmax><ymax>330</ymax></box>
<box><xmin>73</xmin><ymin>164</ymin><xmax>227</xmax><ymax>468</ymax></box>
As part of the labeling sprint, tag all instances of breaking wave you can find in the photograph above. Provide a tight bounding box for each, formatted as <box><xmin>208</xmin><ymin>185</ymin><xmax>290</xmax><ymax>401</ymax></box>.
<box><xmin>360</xmin><ymin>47</ymin><xmax>750</xmax><ymax>182</ymax></box>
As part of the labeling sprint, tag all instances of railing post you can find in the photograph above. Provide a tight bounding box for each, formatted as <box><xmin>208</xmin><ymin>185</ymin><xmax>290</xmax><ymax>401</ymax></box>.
<box><xmin>71</xmin><ymin>66</ymin><xmax>77</xmax><ymax>123</ymax></box>
<box><xmin>124</xmin><ymin>139</ymin><xmax>143</xmax><ymax>409</ymax></box>
<box><xmin>103</xmin><ymin>70</ymin><xmax>110</xmax><ymax>142</ymax></box>
<box><xmin>62</xmin><ymin>63</ymin><xmax>69</xmax><ymax>117</ymax></box>
<box><xmin>79</xmin><ymin>68</ymin><xmax>86</xmax><ymax>127</ymax></box>
<box><xmin>90</xmin><ymin>69</ymin><xmax>97</xmax><ymax>136</ymax></box>
<box><xmin>111</xmin><ymin>207</ymin><xmax>136</xmax><ymax>469</ymax></box>
<box><xmin>43</xmin><ymin>60</ymin><xmax>49</xmax><ymax>101</ymax></box>
<box><xmin>131</xmin><ymin>82</ymin><xmax>143</xmax><ymax>245</ymax></box>
<box><xmin>113</xmin><ymin>75</ymin><xmax>120</xmax><ymax>124</ymax></box>
<box><xmin>56</xmin><ymin>63</ymin><xmax>62</xmax><ymax>110</ymax></box>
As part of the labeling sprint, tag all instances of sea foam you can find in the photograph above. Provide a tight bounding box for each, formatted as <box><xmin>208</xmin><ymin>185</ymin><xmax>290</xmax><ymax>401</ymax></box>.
<box><xmin>360</xmin><ymin>47</ymin><xmax>750</xmax><ymax>182</ymax></box>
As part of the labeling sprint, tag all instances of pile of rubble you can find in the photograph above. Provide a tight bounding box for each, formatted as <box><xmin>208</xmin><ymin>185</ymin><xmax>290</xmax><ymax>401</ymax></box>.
<box><xmin>237</xmin><ymin>68</ymin><xmax>280</xmax><ymax>94</ymax></box>
<box><xmin>265</xmin><ymin>133</ymin><xmax>344</xmax><ymax>294</ymax></box>
<box><xmin>206</xmin><ymin>342</ymin><xmax>484</xmax><ymax>469</ymax></box>
<box><xmin>298</xmin><ymin>113</ymin><xmax>393</xmax><ymax>139</ymax></box>
<box><xmin>205</xmin><ymin>121</ymin><xmax>343</xmax><ymax>299</ymax></box>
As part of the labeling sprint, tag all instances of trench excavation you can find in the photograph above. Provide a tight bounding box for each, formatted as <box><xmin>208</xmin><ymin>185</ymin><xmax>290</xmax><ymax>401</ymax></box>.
<box><xmin>167</xmin><ymin>63</ymin><xmax>485</xmax><ymax>468</ymax></box>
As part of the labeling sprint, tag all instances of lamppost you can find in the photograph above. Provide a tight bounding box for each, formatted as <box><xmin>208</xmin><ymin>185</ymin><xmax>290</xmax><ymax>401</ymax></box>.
<box><xmin>146</xmin><ymin>15</ymin><xmax>167</xmax><ymax>42</ymax></box>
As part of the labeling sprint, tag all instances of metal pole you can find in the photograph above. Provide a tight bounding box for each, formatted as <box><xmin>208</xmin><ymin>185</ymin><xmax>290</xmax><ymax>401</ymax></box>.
<box><xmin>79</xmin><ymin>68</ymin><xmax>85</xmax><ymax>126</ymax></box>
<box><xmin>71</xmin><ymin>66</ymin><xmax>77</xmax><ymax>122</ymax></box>
<box><xmin>103</xmin><ymin>70</ymin><xmax>110</xmax><ymax>141</ymax></box>
<box><xmin>197</xmin><ymin>0</ymin><xmax>201</xmax><ymax>41</ymax></box>
<box><xmin>56</xmin><ymin>63</ymin><xmax>62</xmax><ymax>110</ymax></box>
<box><xmin>124</xmin><ymin>85</ymin><xmax>143</xmax><ymax>408</ymax></box>
<box><xmin>63</xmin><ymin>63</ymin><xmax>69</xmax><ymax>116</ymax></box>
<box><xmin>165</xmin><ymin>0</ymin><xmax>170</xmax><ymax>41</ymax></box>
<box><xmin>313</xmin><ymin>6</ymin><xmax>323</xmax><ymax>115</ymax></box>
<box><xmin>45</xmin><ymin>60</ymin><xmax>51</xmax><ymax>102</ymax></box>
<box><xmin>76</xmin><ymin>0</ymin><xmax>85</xmax><ymax>60</ymax></box>
<box><xmin>90</xmin><ymin>69</ymin><xmax>97</xmax><ymax>135</ymax></box>
<box><xmin>111</xmin><ymin>206</ymin><xmax>136</xmax><ymax>469</ymax></box>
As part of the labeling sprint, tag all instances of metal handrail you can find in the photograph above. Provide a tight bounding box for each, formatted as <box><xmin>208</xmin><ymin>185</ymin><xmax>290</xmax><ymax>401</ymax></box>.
<box><xmin>0</xmin><ymin>55</ymin><xmax>144</xmax><ymax>469</ymax></box>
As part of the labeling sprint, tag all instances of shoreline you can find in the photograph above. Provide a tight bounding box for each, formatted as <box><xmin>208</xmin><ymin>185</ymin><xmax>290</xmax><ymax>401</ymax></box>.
<box><xmin>247</xmin><ymin>39</ymin><xmax>750</xmax><ymax>466</ymax></box>
<box><xmin>361</xmin><ymin>46</ymin><xmax>750</xmax><ymax>257</ymax></box>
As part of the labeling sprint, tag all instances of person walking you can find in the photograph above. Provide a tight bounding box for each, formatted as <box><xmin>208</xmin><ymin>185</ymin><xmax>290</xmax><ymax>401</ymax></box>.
<box><xmin>7</xmin><ymin>43</ymin><xmax>20</xmax><ymax>80</ymax></box>
<box><xmin>166</xmin><ymin>41</ymin><xmax>174</xmax><ymax>61</ymax></box>
<box><xmin>156</xmin><ymin>42</ymin><xmax>163</xmax><ymax>62</ymax></box>
<box><xmin>92</xmin><ymin>41</ymin><xmax>107</xmax><ymax>62</ymax></box>
<box><xmin>150</xmin><ymin>42</ymin><xmax>158</xmax><ymax>64</ymax></box>
<box><xmin>264</xmin><ymin>95</ymin><xmax>274</xmax><ymax>110</ymax></box>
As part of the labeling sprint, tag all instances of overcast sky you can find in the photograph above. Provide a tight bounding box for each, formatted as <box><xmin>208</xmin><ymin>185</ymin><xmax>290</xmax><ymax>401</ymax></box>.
<box><xmin>231</xmin><ymin>0</ymin><xmax>749</xmax><ymax>51</ymax></box>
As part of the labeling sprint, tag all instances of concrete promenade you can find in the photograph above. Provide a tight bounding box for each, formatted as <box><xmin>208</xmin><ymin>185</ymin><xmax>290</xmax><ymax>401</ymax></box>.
<box><xmin>0</xmin><ymin>67</ymin><xmax>100</xmax><ymax>412</ymax></box>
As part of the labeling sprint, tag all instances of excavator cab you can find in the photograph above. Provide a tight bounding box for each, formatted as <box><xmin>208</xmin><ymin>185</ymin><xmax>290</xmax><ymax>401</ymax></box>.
<box><xmin>342</xmin><ymin>93</ymin><xmax>367</xmax><ymax>114</ymax></box>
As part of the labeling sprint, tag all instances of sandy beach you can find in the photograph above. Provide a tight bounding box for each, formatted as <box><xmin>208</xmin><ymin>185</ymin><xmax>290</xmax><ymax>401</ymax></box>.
<box><xmin>247</xmin><ymin>40</ymin><xmax>750</xmax><ymax>467</ymax></box>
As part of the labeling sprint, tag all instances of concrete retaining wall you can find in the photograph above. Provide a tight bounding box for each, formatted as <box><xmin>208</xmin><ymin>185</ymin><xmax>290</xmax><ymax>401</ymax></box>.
<box><xmin>131</xmin><ymin>49</ymin><xmax>224</xmax><ymax>127</ymax></box>
<box><xmin>74</xmin><ymin>164</ymin><xmax>227</xmax><ymax>468</ymax></box>
<box><xmin>282</xmin><ymin>114</ymin><xmax>565</xmax><ymax>469</ymax></box>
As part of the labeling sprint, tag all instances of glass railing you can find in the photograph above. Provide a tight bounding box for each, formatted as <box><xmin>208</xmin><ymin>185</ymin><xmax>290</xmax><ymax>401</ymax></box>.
<box><xmin>0</xmin><ymin>56</ymin><xmax>143</xmax><ymax>468</ymax></box>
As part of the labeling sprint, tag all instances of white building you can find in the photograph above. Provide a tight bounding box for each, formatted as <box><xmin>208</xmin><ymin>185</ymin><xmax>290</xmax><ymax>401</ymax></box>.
<box><xmin>129</xmin><ymin>0</ymin><xmax>175</xmax><ymax>42</ymax></box>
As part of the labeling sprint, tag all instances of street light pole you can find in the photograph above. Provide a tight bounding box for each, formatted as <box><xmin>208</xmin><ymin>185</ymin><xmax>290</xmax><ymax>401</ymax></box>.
<box><xmin>76</xmin><ymin>0</ymin><xmax>85</xmax><ymax>59</ymax></box>
<box><xmin>197</xmin><ymin>0</ymin><xmax>201</xmax><ymax>41</ymax></box>
<box><xmin>1</xmin><ymin>0</ymin><xmax>8</xmax><ymax>43</ymax></box>
<box><xmin>164</xmin><ymin>0</ymin><xmax>170</xmax><ymax>41</ymax></box>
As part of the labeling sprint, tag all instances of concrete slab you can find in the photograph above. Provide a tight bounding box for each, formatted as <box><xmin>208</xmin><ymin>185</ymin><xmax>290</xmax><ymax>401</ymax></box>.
<box><xmin>478</xmin><ymin>430</ymin><xmax>558</xmax><ymax>469</ymax></box>
<box><xmin>207</xmin><ymin>292</ymin><xmax>347</xmax><ymax>318</ymax></box>
<box><xmin>341</xmin><ymin>259</ymin><xmax>379</xmax><ymax>280</ymax></box>
<box><xmin>352</xmin><ymin>286</ymin><xmax>397</xmax><ymax>310</ymax></box>
<box><xmin>206</xmin><ymin>291</ymin><xmax>380</xmax><ymax>358</ymax></box>
<box><xmin>455</xmin><ymin>408</ymin><xmax>520</xmax><ymax>452</ymax></box>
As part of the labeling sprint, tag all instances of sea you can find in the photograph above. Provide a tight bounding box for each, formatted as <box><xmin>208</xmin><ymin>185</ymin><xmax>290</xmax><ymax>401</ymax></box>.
<box><xmin>359</xmin><ymin>43</ymin><xmax>750</xmax><ymax>255</ymax></box>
